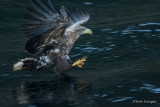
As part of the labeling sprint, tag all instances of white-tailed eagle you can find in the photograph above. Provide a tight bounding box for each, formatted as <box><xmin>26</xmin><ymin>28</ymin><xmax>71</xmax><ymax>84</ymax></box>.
<box><xmin>12</xmin><ymin>0</ymin><xmax>92</xmax><ymax>75</ymax></box>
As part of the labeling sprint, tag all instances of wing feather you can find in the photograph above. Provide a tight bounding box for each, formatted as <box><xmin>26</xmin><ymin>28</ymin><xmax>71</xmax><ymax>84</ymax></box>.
<box><xmin>29</xmin><ymin>0</ymin><xmax>48</xmax><ymax>15</ymax></box>
<box><xmin>25</xmin><ymin>7</ymin><xmax>45</xmax><ymax>20</ymax></box>
<box><xmin>37</xmin><ymin>0</ymin><xmax>53</xmax><ymax>14</ymax></box>
<box><xmin>48</xmin><ymin>0</ymin><xmax>59</xmax><ymax>13</ymax></box>
<box><xmin>22</xmin><ymin>16</ymin><xmax>42</xmax><ymax>23</ymax></box>
<box><xmin>22</xmin><ymin>0</ymin><xmax>90</xmax><ymax>55</ymax></box>
<box><xmin>60</xmin><ymin>6</ymin><xmax>70</xmax><ymax>18</ymax></box>
<box><xmin>69</xmin><ymin>8</ymin><xmax>90</xmax><ymax>29</ymax></box>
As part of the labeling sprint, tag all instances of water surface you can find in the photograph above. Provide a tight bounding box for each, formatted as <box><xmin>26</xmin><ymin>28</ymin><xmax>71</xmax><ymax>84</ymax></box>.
<box><xmin>0</xmin><ymin>0</ymin><xmax>160</xmax><ymax>107</ymax></box>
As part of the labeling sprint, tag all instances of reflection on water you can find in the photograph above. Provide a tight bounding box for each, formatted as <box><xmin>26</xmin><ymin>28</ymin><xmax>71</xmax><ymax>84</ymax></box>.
<box><xmin>14</xmin><ymin>76</ymin><xmax>91</xmax><ymax>106</ymax></box>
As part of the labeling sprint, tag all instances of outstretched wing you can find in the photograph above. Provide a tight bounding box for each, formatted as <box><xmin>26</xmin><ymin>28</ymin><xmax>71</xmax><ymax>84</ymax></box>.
<box><xmin>22</xmin><ymin>0</ymin><xmax>90</xmax><ymax>55</ymax></box>
<box><xmin>22</xmin><ymin>0</ymin><xmax>62</xmax><ymax>40</ymax></box>
<box><xmin>69</xmin><ymin>8</ymin><xmax>90</xmax><ymax>30</ymax></box>
<box><xmin>22</xmin><ymin>0</ymin><xmax>70</xmax><ymax>55</ymax></box>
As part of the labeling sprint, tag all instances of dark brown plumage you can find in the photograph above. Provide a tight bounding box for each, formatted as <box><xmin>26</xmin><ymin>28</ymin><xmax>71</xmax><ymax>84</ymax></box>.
<box><xmin>12</xmin><ymin>0</ymin><xmax>92</xmax><ymax>75</ymax></box>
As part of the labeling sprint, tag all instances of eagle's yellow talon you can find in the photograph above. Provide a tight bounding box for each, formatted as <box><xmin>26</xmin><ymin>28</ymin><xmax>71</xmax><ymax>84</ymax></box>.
<box><xmin>72</xmin><ymin>57</ymin><xmax>87</xmax><ymax>68</ymax></box>
<box><xmin>81</xmin><ymin>59</ymin><xmax>86</xmax><ymax>62</ymax></box>
<box><xmin>78</xmin><ymin>65</ymin><xmax>82</xmax><ymax>68</ymax></box>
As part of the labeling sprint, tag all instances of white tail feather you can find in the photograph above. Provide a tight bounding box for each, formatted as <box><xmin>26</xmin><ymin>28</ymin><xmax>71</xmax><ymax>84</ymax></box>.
<box><xmin>12</xmin><ymin>61</ymin><xmax>24</xmax><ymax>71</ymax></box>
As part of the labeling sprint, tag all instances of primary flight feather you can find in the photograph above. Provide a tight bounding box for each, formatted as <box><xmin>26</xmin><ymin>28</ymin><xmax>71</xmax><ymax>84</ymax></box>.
<box><xmin>12</xmin><ymin>0</ymin><xmax>92</xmax><ymax>75</ymax></box>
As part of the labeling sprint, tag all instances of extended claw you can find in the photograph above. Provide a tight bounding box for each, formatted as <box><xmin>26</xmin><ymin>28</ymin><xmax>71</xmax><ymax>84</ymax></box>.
<box><xmin>72</xmin><ymin>57</ymin><xmax>87</xmax><ymax>68</ymax></box>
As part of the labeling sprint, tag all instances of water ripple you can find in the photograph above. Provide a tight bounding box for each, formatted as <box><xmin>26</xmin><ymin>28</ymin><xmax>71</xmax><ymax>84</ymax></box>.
<box><xmin>101</xmin><ymin>29</ymin><xmax>112</xmax><ymax>32</ymax></box>
<box><xmin>155</xmin><ymin>29</ymin><xmax>160</xmax><ymax>32</ymax></box>
<box><xmin>84</xmin><ymin>2</ymin><xmax>93</xmax><ymax>5</ymax></box>
<box><xmin>122</xmin><ymin>29</ymin><xmax>152</xmax><ymax>34</ymax></box>
<box><xmin>108</xmin><ymin>97</ymin><xmax>133</xmax><ymax>102</ymax></box>
<box><xmin>109</xmin><ymin>44</ymin><xmax>116</xmax><ymax>47</ymax></box>
<box><xmin>129</xmin><ymin>84</ymin><xmax>160</xmax><ymax>94</ymax></box>
<box><xmin>105</xmin><ymin>47</ymin><xmax>113</xmax><ymax>51</ymax></box>
<box><xmin>129</xmin><ymin>88</ymin><xmax>139</xmax><ymax>92</ymax></box>
<box><xmin>140</xmin><ymin>84</ymin><xmax>160</xmax><ymax>94</ymax></box>
<box><xmin>1</xmin><ymin>74</ymin><xmax>10</xmax><ymax>77</ymax></box>
<box><xmin>100</xmin><ymin>94</ymin><xmax>108</xmax><ymax>98</ymax></box>
<box><xmin>109</xmin><ymin>31</ymin><xmax>119</xmax><ymax>34</ymax></box>
<box><xmin>139</xmin><ymin>23</ymin><xmax>160</xmax><ymax>26</ymax></box>
<box><xmin>129</xmin><ymin>36</ymin><xmax>137</xmax><ymax>38</ymax></box>
<box><xmin>133</xmin><ymin>40</ymin><xmax>139</xmax><ymax>43</ymax></box>
<box><xmin>12</xmin><ymin>75</ymin><xmax>32</xmax><ymax>77</ymax></box>
<box><xmin>0</xmin><ymin>64</ymin><xmax>8</xmax><ymax>67</ymax></box>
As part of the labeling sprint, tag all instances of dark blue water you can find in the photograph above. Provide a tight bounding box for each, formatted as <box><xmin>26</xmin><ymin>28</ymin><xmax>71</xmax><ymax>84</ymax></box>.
<box><xmin>1</xmin><ymin>0</ymin><xmax>160</xmax><ymax>107</ymax></box>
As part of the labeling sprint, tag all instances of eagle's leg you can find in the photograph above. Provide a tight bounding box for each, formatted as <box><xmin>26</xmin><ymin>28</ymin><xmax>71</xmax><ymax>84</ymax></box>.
<box><xmin>72</xmin><ymin>57</ymin><xmax>87</xmax><ymax>68</ymax></box>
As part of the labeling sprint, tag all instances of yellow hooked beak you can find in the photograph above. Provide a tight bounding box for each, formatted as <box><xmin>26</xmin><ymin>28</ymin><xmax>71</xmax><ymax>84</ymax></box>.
<box><xmin>82</xmin><ymin>29</ymin><xmax>93</xmax><ymax>35</ymax></box>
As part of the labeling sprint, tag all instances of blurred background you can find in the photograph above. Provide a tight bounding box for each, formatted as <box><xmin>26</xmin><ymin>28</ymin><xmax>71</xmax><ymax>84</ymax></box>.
<box><xmin>0</xmin><ymin>0</ymin><xmax>160</xmax><ymax>107</ymax></box>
